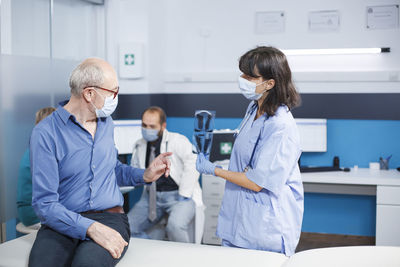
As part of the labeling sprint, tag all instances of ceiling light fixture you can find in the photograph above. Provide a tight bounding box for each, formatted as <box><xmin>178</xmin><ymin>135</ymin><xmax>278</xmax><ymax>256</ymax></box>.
<box><xmin>282</xmin><ymin>47</ymin><xmax>390</xmax><ymax>55</ymax></box>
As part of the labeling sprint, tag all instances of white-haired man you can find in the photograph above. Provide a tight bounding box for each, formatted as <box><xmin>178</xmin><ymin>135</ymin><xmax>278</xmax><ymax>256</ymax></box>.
<box><xmin>28</xmin><ymin>58</ymin><xmax>171</xmax><ymax>267</ymax></box>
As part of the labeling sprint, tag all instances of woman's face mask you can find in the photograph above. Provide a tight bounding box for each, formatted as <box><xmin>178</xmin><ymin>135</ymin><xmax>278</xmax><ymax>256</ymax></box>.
<box><xmin>92</xmin><ymin>89</ymin><xmax>118</xmax><ymax>118</ymax></box>
<box><xmin>238</xmin><ymin>76</ymin><xmax>268</xmax><ymax>101</ymax></box>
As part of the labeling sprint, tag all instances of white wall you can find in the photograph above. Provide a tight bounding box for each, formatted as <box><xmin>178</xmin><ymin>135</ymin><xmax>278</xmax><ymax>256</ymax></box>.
<box><xmin>105</xmin><ymin>0</ymin><xmax>167</xmax><ymax>94</ymax></box>
<box><xmin>106</xmin><ymin>0</ymin><xmax>400</xmax><ymax>94</ymax></box>
<box><xmin>3</xmin><ymin>0</ymin><xmax>105</xmax><ymax>60</ymax></box>
<box><xmin>53</xmin><ymin>0</ymin><xmax>105</xmax><ymax>60</ymax></box>
<box><xmin>10</xmin><ymin>0</ymin><xmax>50</xmax><ymax>57</ymax></box>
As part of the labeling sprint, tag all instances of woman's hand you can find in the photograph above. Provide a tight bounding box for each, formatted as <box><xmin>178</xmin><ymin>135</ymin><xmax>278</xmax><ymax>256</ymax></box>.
<box><xmin>196</xmin><ymin>153</ymin><xmax>218</xmax><ymax>175</ymax></box>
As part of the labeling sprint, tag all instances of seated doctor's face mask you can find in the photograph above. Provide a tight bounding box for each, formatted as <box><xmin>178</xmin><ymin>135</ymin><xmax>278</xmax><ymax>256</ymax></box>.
<box><xmin>142</xmin><ymin>128</ymin><xmax>160</xmax><ymax>142</ymax></box>
<box><xmin>238</xmin><ymin>76</ymin><xmax>268</xmax><ymax>101</ymax></box>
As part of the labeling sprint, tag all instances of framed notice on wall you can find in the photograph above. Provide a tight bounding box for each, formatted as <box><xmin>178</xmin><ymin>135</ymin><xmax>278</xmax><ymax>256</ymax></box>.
<box><xmin>308</xmin><ymin>10</ymin><xmax>340</xmax><ymax>32</ymax></box>
<box><xmin>255</xmin><ymin>11</ymin><xmax>285</xmax><ymax>34</ymax></box>
<box><xmin>367</xmin><ymin>5</ymin><xmax>399</xmax><ymax>30</ymax></box>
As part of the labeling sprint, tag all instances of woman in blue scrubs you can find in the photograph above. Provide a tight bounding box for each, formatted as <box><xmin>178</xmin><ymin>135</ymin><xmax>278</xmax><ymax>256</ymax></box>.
<box><xmin>196</xmin><ymin>46</ymin><xmax>303</xmax><ymax>256</ymax></box>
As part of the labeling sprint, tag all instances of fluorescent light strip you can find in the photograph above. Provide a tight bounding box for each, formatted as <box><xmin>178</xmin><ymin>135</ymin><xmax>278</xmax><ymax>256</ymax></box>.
<box><xmin>282</xmin><ymin>47</ymin><xmax>390</xmax><ymax>55</ymax></box>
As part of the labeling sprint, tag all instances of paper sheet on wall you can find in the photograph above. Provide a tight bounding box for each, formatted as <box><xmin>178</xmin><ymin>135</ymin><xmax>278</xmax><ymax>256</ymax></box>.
<box><xmin>255</xmin><ymin>11</ymin><xmax>285</xmax><ymax>34</ymax></box>
<box><xmin>308</xmin><ymin>10</ymin><xmax>340</xmax><ymax>32</ymax></box>
<box><xmin>367</xmin><ymin>5</ymin><xmax>399</xmax><ymax>30</ymax></box>
<box><xmin>114</xmin><ymin>120</ymin><xmax>142</xmax><ymax>154</ymax></box>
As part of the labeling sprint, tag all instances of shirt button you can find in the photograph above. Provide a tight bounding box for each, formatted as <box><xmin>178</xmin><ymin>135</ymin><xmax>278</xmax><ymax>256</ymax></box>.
<box><xmin>90</xmin><ymin>200</ymin><xmax>93</xmax><ymax>204</ymax></box>
<box><xmin>92</xmin><ymin>165</ymin><xmax>96</xmax><ymax>169</ymax></box>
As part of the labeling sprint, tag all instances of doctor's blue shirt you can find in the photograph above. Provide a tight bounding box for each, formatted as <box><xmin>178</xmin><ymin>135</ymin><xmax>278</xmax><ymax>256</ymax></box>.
<box><xmin>30</xmin><ymin>101</ymin><xmax>145</xmax><ymax>240</ymax></box>
<box><xmin>216</xmin><ymin>103</ymin><xmax>304</xmax><ymax>256</ymax></box>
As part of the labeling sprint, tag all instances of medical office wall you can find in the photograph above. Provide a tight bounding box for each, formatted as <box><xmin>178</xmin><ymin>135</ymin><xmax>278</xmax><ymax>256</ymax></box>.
<box><xmin>109</xmin><ymin>0</ymin><xmax>400</xmax><ymax>165</ymax></box>
<box><xmin>109</xmin><ymin>0</ymin><xmax>400</xmax><ymax>238</ymax></box>
<box><xmin>106</xmin><ymin>0</ymin><xmax>399</xmax><ymax>95</ymax></box>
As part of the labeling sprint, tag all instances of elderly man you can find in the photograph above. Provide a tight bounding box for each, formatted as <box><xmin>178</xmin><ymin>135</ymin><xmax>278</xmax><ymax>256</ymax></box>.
<box><xmin>128</xmin><ymin>106</ymin><xmax>202</xmax><ymax>243</ymax></box>
<box><xmin>28</xmin><ymin>58</ymin><xmax>171</xmax><ymax>267</ymax></box>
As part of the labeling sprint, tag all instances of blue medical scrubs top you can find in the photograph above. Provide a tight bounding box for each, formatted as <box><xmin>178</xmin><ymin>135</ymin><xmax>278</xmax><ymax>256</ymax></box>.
<box><xmin>216</xmin><ymin>102</ymin><xmax>304</xmax><ymax>256</ymax></box>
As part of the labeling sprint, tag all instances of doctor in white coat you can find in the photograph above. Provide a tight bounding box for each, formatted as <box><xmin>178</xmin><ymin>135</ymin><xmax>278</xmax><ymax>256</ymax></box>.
<box><xmin>127</xmin><ymin>106</ymin><xmax>203</xmax><ymax>243</ymax></box>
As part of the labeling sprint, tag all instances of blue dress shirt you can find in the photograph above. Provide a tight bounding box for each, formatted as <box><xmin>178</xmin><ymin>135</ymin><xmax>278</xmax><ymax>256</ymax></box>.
<box><xmin>216</xmin><ymin>102</ymin><xmax>304</xmax><ymax>256</ymax></box>
<box><xmin>30</xmin><ymin>101</ymin><xmax>145</xmax><ymax>240</ymax></box>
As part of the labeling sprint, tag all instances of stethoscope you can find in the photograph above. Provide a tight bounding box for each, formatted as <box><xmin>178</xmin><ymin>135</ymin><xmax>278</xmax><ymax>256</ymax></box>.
<box><xmin>234</xmin><ymin>102</ymin><xmax>258</xmax><ymax>138</ymax></box>
<box><xmin>234</xmin><ymin>102</ymin><xmax>271</xmax><ymax>172</ymax></box>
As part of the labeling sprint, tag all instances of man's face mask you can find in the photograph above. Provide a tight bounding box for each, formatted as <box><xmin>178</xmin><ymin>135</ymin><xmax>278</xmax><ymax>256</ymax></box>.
<box><xmin>91</xmin><ymin>89</ymin><xmax>118</xmax><ymax>118</ymax></box>
<box><xmin>141</xmin><ymin>127</ymin><xmax>160</xmax><ymax>142</ymax></box>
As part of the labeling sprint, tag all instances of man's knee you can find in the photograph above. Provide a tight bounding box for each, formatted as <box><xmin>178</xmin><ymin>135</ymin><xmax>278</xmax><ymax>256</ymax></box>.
<box><xmin>71</xmin><ymin>251</ymin><xmax>113</xmax><ymax>267</ymax></box>
<box><xmin>128</xmin><ymin>212</ymin><xmax>149</xmax><ymax>234</ymax></box>
<box><xmin>29</xmin><ymin>227</ymin><xmax>77</xmax><ymax>267</ymax></box>
<box><xmin>166</xmin><ymin>216</ymin><xmax>191</xmax><ymax>233</ymax></box>
<box><xmin>71</xmin><ymin>238</ymin><xmax>129</xmax><ymax>267</ymax></box>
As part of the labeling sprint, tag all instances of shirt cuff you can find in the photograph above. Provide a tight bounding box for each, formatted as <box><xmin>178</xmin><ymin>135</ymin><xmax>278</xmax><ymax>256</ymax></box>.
<box><xmin>77</xmin><ymin>216</ymin><xmax>96</xmax><ymax>240</ymax></box>
<box><xmin>245</xmin><ymin>169</ymin><xmax>267</xmax><ymax>191</ymax></box>
<box><xmin>132</xmin><ymin>168</ymin><xmax>146</xmax><ymax>185</ymax></box>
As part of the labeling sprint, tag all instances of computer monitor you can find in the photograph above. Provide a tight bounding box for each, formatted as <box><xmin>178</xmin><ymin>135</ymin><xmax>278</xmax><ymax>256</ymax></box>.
<box><xmin>113</xmin><ymin>120</ymin><xmax>142</xmax><ymax>154</ymax></box>
<box><xmin>209</xmin><ymin>129</ymin><xmax>237</xmax><ymax>162</ymax></box>
<box><xmin>295</xmin><ymin>118</ymin><xmax>327</xmax><ymax>152</ymax></box>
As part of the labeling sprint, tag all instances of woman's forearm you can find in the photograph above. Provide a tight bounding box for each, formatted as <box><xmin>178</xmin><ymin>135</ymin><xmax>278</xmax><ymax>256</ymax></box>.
<box><xmin>214</xmin><ymin>168</ymin><xmax>262</xmax><ymax>192</ymax></box>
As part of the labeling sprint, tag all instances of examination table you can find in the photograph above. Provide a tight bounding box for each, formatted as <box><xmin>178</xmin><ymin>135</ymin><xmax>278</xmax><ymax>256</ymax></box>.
<box><xmin>0</xmin><ymin>232</ymin><xmax>287</xmax><ymax>267</ymax></box>
<box><xmin>1</xmin><ymin>233</ymin><xmax>399</xmax><ymax>267</ymax></box>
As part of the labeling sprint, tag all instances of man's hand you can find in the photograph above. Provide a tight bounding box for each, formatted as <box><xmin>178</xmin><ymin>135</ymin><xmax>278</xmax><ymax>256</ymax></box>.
<box><xmin>143</xmin><ymin>152</ymin><xmax>172</xmax><ymax>183</ymax></box>
<box><xmin>87</xmin><ymin>222</ymin><xmax>128</xmax><ymax>259</ymax></box>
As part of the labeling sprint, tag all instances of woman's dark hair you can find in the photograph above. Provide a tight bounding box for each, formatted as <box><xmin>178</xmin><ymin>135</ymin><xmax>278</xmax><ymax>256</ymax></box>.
<box><xmin>239</xmin><ymin>46</ymin><xmax>300</xmax><ymax>117</ymax></box>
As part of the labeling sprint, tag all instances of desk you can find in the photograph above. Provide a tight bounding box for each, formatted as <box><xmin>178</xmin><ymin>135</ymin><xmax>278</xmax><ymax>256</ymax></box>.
<box><xmin>302</xmin><ymin>169</ymin><xmax>400</xmax><ymax>246</ymax></box>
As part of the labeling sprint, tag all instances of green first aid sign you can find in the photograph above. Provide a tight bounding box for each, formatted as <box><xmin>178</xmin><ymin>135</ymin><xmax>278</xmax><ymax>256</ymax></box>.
<box><xmin>124</xmin><ymin>54</ymin><xmax>135</xmax><ymax>65</ymax></box>
<box><xmin>220</xmin><ymin>142</ymin><xmax>232</xmax><ymax>155</ymax></box>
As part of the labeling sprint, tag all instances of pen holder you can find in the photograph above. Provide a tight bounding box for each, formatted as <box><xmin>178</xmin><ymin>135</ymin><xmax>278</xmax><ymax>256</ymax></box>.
<box><xmin>379</xmin><ymin>158</ymin><xmax>389</xmax><ymax>170</ymax></box>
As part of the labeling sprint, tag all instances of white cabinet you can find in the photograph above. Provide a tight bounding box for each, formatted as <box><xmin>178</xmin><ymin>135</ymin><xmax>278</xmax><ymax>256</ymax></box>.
<box><xmin>202</xmin><ymin>175</ymin><xmax>225</xmax><ymax>245</ymax></box>
<box><xmin>376</xmin><ymin>186</ymin><xmax>400</xmax><ymax>246</ymax></box>
<box><xmin>201</xmin><ymin>160</ymin><xmax>229</xmax><ymax>245</ymax></box>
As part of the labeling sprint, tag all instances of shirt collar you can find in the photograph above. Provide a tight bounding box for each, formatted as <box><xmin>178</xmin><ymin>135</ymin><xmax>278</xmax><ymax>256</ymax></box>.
<box><xmin>56</xmin><ymin>100</ymin><xmax>108</xmax><ymax>125</ymax></box>
<box><xmin>56</xmin><ymin>100</ymin><xmax>73</xmax><ymax>125</ymax></box>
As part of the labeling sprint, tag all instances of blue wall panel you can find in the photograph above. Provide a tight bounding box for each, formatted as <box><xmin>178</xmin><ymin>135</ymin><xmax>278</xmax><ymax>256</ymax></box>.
<box><xmin>300</xmin><ymin>120</ymin><xmax>400</xmax><ymax>169</ymax></box>
<box><xmin>167</xmin><ymin>118</ymin><xmax>400</xmax><ymax>169</ymax></box>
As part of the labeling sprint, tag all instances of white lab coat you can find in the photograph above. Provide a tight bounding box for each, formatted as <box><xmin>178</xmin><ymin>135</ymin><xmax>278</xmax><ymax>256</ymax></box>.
<box><xmin>131</xmin><ymin>129</ymin><xmax>203</xmax><ymax>207</ymax></box>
